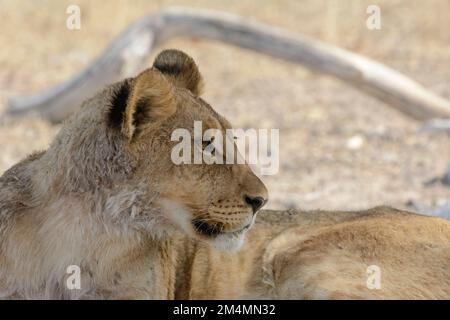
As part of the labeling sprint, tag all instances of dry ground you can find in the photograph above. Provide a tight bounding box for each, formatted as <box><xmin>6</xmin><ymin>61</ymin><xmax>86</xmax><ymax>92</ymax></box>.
<box><xmin>1</xmin><ymin>0</ymin><xmax>449</xmax><ymax>213</ymax></box>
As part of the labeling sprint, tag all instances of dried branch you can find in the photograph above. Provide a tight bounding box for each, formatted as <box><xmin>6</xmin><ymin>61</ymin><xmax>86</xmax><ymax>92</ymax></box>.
<box><xmin>7</xmin><ymin>7</ymin><xmax>450</xmax><ymax>122</ymax></box>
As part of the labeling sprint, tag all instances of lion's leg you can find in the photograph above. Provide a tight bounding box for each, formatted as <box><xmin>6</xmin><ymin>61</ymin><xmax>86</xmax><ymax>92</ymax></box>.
<box><xmin>270</xmin><ymin>249</ymin><xmax>377</xmax><ymax>299</ymax></box>
<box><xmin>260</xmin><ymin>226</ymin><xmax>385</xmax><ymax>300</ymax></box>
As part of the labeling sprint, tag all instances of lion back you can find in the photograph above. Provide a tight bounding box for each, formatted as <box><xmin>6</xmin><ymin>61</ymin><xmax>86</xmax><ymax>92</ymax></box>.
<box><xmin>0</xmin><ymin>151</ymin><xmax>44</xmax><ymax>235</ymax></box>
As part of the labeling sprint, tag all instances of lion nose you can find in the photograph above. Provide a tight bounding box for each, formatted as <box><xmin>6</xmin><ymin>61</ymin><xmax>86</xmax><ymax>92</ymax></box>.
<box><xmin>244</xmin><ymin>196</ymin><xmax>266</xmax><ymax>214</ymax></box>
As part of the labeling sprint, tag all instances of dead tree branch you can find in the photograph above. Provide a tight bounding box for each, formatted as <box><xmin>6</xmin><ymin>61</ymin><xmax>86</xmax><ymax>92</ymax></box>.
<box><xmin>6</xmin><ymin>7</ymin><xmax>450</xmax><ymax>122</ymax></box>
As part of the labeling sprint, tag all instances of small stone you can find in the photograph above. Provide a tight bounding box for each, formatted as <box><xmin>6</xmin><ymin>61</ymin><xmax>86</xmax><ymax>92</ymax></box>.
<box><xmin>346</xmin><ymin>135</ymin><xmax>364</xmax><ymax>150</ymax></box>
<box><xmin>431</xmin><ymin>203</ymin><xmax>450</xmax><ymax>220</ymax></box>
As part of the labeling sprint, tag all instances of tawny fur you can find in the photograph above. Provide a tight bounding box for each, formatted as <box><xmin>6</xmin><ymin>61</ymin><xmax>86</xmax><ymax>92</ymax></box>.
<box><xmin>0</xmin><ymin>50</ymin><xmax>449</xmax><ymax>299</ymax></box>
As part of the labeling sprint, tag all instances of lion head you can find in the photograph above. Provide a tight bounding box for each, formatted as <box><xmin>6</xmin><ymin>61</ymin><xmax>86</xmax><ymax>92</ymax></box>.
<box><xmin>51</xmin><ymin>49</ymin><xmax>268</xmax><ymax>251</ymax></box>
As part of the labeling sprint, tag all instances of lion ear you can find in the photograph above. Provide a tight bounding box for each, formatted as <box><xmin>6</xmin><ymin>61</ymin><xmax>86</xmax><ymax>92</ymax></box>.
<box><xmin>153</xmin><ymin>49</ymin><xmax>204</xmax><ymax>96</ymax></box>
<box><xmin>108</xmin><ymin>68</ymin><xmax>176</xmax><ymax>140</ymax></box>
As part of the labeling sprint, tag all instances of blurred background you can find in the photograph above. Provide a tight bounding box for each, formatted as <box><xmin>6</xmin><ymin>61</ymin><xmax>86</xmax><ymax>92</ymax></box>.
<box><xmin>1</xmin><ymin>0</ymin><xmax>449</xmax><ymax>213</ymax></box>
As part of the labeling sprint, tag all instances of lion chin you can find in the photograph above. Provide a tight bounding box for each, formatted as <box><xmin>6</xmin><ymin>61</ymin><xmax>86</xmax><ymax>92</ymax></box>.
<box><xmin>210</xmin><ymin>232</ymin><xmax>246</xmax><ymax>252</ymax></box>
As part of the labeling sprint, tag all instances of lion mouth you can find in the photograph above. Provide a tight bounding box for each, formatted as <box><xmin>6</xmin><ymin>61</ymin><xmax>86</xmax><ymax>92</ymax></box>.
<box><xmin>192</xmin><ymin>219</ymin><xmax>250</xmax><ymax>237</ymax></box>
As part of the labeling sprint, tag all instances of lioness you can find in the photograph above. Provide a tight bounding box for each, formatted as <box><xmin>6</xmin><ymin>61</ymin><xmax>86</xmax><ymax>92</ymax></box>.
<box><xmin>0</xmin><ymin>50</ymin><xmax>449</xmax><ymax>299</ymax></box>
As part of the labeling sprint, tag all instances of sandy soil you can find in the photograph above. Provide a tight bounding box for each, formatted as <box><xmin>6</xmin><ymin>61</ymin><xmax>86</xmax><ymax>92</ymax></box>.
<box><xmin>1</xmin><ymin>0</ymin><xmax>449</xmax><ymax>213</ymax></box>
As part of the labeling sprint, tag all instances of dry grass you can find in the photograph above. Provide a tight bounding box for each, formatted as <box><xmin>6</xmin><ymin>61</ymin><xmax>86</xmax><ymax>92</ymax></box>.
<box><xmin>1</xmin><ymin>0</ymin><xmax>449</xmax><ymax>211</ymax></box>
